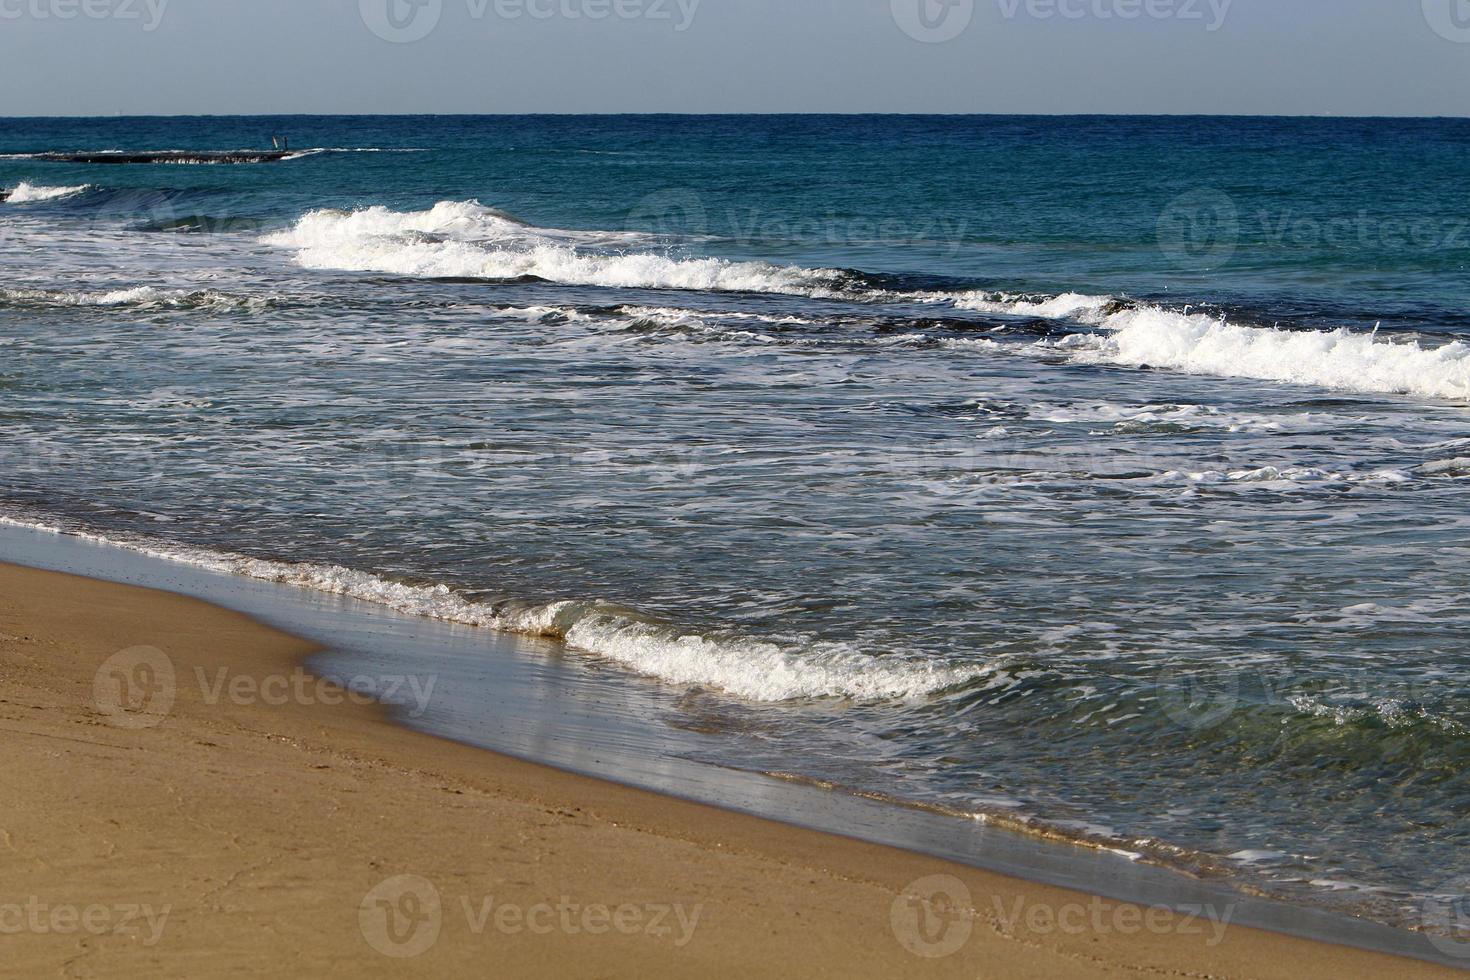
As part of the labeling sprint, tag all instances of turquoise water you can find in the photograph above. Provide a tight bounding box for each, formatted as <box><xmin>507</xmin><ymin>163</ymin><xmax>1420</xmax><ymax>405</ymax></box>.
<box><xmin>2</xmin><ymin>115</ymin><xmax>1467</xmax><ymax>934</ymax></box>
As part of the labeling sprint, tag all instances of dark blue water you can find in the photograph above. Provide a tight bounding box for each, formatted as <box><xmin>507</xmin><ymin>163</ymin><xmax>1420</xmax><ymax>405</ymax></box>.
<box><xmin>2</xmin><ymin>115</ymin><xmax>1467</xmax><ymax>937</ymax></box>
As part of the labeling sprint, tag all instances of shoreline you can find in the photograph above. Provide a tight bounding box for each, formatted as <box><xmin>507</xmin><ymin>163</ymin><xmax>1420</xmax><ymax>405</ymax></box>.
<box><xmin>0</xmin><ymin>556</ymin><xmax>1462</xmax><ymax>975</ymax></box>
<box><xmin>0</xmin><ymin>512</ymin><xmax>1435</xmax><ymax>935</ymax></box>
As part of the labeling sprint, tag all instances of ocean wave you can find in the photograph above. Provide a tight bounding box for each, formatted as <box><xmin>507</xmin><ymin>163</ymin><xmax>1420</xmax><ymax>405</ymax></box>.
<box><xmin>1050</xmin><ymin>306</ymin><xmax>1470</xmax><ymax>402</ymax></box>
<box><xmin>4</xmin><ymin>182</ymin><xmax>92</xmax><ymax>203</ymax></box>
<box><xmin>1286</xmin><ymin>694</ymin><xmax>1467</xmax><ymax>736</ymax></box>
<box><xmin>0</xmin><ymin>514</ymin><xmax>986</xmax><ymax>703</ymax></box>
<box><xmin>311</xmin><ymin>147</ymin><xmax>429</xmax><ymax>154</ymax></box>
<box><xmin>0</xmin><ymin>285</ymin><xmax>275</xmax><ymax>312</ymax></box>
<box><xmin>1030</xmin><ymin>401</ymin><xmax>1300</xmax><ymax>434</ymax></box>
<box><xmin>262</xmin><ymin>199</ymin><xmax>1470</xmax><ymax>402</ymax></box>
<box><xmin>950</xmin><ymin>290</ymin><xmax>1121</xmax><ymax>320</ymax></box>
<box><xmin>1421</xmin><ymin>457</ymin><xmax>1470</xmax><ymax>477</ymax></box>
<box><xmin>920</xmin><ymin>289</ymin><xmax>1470</xmax><ymax>402</ymax></box>
<box><xmin>1149</xmin><ymin>465</ymin><xmax>1412</xmax><ymax>487</ymax></box>
<box><xmin>263</xmin><ymin>147</ymin><xmax>430</xmax><ymax>159</ymax></box>
<box><xmin>263</xmin><ymin>200</ymin><xmax>849</xmax><ymax>295</ymax></box>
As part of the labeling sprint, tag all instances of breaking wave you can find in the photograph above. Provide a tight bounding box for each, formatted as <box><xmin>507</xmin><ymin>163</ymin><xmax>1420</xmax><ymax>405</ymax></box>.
<box><xmin>950</xmin><ymin>289</ymin><xmax>1470</xmax><ymax>402</ymax></box>
<box><xmin>4</xmin><ymin>182</ymin><xmax>92</xmax><ymax>203</ymax></box>
<box><xmin>254</xmin><ymin>199</ymin><xmax>1470</xmax><ymax>403</ymax></box>
<box><xmin>0</xmin><ymin>285</ymin><xmax>276</xmax><ymax>312</ymax></box>
<box><xmin>1047</xmin><ymin>306</ymin><xmax>1470</xmax><ymax>402</ymax></box>
<box><xmin>262</xmin><ymin>200</ymin><xmax>851</xmax><ymax>295</ymax></box>
<box><xmin>0</xmin><ymin>514</ymin><xmax>988</xmax><ymax>703</ymax></box>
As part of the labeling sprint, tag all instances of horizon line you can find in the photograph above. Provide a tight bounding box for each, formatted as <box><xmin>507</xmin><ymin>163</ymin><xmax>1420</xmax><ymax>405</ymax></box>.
<box><xmin>3</xmin><ymin>111</ymin><xmax>1470</xmax><ymax>121</ymax></box>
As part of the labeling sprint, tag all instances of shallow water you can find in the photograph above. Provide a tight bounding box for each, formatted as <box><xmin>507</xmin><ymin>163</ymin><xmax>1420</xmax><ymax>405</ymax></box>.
<box><xmin>2</xmin><ymin>115</ymin><xmax>1467</xmax><ymax>933</ymax></box>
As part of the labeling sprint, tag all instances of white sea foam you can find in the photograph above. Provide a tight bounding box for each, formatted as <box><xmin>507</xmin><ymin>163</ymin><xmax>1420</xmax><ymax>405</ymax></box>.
<box><xmin>1057</xmin><ymin>306</ymin><xmax>1470</xmax><ymax>401</ymax></box>
<box><xmin>950</xmin><ymin>291</ymin><xmax>1116</xmax><ymax>320</ymax></box>
<box><xmin>263</xmin><ymin>201</ymin><xmax>1470</xmax><ymax>403</ymax></box>
<box><xmin>617</xmin><ymin>305</ymin><xmax>818</xmax><ymax>327</ymax></box>
<box><xmin>1031</xmin><ymin>401</ymin><xmax>1295</xmax><ymax>434</ymax></box>
<box><xmin>0</xmin><ymin>285</ymin><xmax>272</xmax><ymax>311</ymax></box>
<box><xmin>1152</xmin><ymin>466</ymin><xmax>1411</xmax><ymax>487</ymax></box>
<box><xmin>0</xmin><ymin>515</ymin><xmax>985</xmax><ymax>703</ymax></box>
<box><xmin>945</xmin><ymin>288</ymin><xmax>1470</xmax><ymax>402</ymax></box>
<box><xmin>5</xmin><ymin>182</ymin><xmax>91</xmax><ymax>203</ymax></box>
<box><xmin>264</xmin><ymin>200</ymin><xmax>846</xmax><ymax>296</ymax></box>
<box><xmin>1420</xmin><ymin>457</ymin><xmax>1470</xmax><ymax>477</ymax></box>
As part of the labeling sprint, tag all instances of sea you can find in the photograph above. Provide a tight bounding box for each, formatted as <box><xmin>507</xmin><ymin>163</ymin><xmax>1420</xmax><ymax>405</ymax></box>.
<box><xmin>1</xmin><ymin>114</ymin><xmax>1467</xmax><ymax>938</ymax></box>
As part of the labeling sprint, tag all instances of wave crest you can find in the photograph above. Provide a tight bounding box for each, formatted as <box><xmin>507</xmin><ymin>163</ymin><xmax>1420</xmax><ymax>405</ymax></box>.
<box><xmin>4</xmin><ymin>182</ymin><xmax>92</xmax><ymax>203</ymax></box>
<box><xmin>0</xmin><ymin>515</ymin><xmax>983</xmax><ymax>703</ymax></box>
<box><xmin>263</xmin><ymin>200</ymin><xmax>848</xmax><ymax>296</ymax></box>
<box><xmin>261</xmin><ymin>199</ymin><xmax>1470</xmax><ymax>403</ymax></box>
<box><xmin>1058</xmin><ymin>307</ymin><xmax>1470</xmax><ymax>402</ymax></box>
<box><xmin>0</xmin><ymin>285</ymin><xmax>275</xmax><ymax>312</ymax></box>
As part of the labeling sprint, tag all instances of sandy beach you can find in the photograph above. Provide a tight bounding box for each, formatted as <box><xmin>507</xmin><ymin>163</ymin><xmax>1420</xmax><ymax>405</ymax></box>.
<box><xmin>0</xmin><ymin>560</ymin><xmax>1456</xmax><ymax>977</ymax></box>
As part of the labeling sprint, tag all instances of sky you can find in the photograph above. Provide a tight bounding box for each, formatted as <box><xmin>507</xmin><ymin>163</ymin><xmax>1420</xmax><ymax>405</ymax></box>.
<box><xmin>1</xmin><ymin>0</ymin><xmax>1468</xmax><ymax>116</ymax></box>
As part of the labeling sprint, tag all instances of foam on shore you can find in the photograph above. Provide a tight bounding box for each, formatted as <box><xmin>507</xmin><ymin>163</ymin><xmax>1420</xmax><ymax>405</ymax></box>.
<box><xmin>0</xmin><ymin>514</ymin><xmax>988</xmax><ymax>703</ymax></box>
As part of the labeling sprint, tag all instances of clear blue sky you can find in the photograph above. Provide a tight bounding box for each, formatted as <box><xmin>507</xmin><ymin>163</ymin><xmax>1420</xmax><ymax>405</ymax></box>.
<box><xmin>2</xmin><ymin>0</ymin><xmax>1467</xmax><ymax>116</ymax></box>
